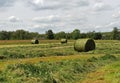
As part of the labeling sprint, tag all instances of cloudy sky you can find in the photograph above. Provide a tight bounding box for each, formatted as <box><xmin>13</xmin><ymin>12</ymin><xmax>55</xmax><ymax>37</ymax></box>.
<box><xmin>0</xmin><ymin>0</ymin><xmax>120</xmax><ymax>33</ymax></box>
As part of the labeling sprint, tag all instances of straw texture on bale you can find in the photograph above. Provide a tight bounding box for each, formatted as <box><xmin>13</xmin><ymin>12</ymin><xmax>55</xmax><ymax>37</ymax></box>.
<box><xmin>74</xmin><ymin>38</ymin><xmax>95</xmax><ymax>52</ymax></box>
<box><xmin>31</xmin><ymin>39</ymin><xmax>39</xmax><ymax>44</ymax></box>
<box><xmin>61</xmin><ymin>39</ymin><xmax>67</xmax><ymax>44</ymax></box>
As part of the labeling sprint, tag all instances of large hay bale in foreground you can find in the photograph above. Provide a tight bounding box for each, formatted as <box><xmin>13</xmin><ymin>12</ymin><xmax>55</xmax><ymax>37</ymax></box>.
<box><xmin>61</xmin><ymin>39</ymin><xmax>67</xmax><ymax>44</ymax></box>
<box><xmin>31</xmin><ymin>39</ymin><xmax>39</xmax><ymax>44</ymax></box>
<box><xmin>74</xmin><ymin>38</ymin><xmax>95</xmax><ymax>52</ymax></box>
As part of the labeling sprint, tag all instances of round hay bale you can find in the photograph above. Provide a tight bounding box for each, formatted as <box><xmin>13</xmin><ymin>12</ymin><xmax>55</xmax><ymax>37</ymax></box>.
<box><xmin>31</xmin><ymin>39</ymin><xmax>39</xmax><ymax>44</ymax></box>
<box><xmin>74</xmin><ymin>38</ymin><xmax>95</xmax><ymax>52</ymax></box>
<box><xmin>61</xmin><ymin>39</ymin><xmax>67</xmax><ymax>44</ymax></box>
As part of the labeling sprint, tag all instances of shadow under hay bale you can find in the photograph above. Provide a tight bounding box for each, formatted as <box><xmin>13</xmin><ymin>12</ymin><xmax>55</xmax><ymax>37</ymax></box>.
<box><xmin>0</xmin><ymin>56</ymin><xmax>6</xmax><ymax>59</ymax></box>
<box><xmin>61</xmin><ymin>39</ymin><xmax>67</xmax><ymax>44</ymax></box>
<box><xmin>31</xmin><ymin>39</ymin><xmax>39</xmax><ymax>44</ymax></box>
<box><xmin>74</xmin><ymin>38</ymin><xmax>96</xmax><ymax>52</ymax></box>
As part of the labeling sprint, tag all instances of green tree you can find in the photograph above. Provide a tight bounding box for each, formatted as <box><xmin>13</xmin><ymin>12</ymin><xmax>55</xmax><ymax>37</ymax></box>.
<box><xmin>13</xmin><ymin>30</ymin><xmax>28</xmax><ymax>39</ymax></box>
<box><xmin>71</xmin><ymin>29</ymin><xmax>80</xmax><ymax>39</ymax></box>
<box><xmin>66</xmin><ymin>33</ymin><xmax>72</xmax><ymax>39</ymax></box>
<box><xmin>112</xmin><ymin>27</ymin><xmax>120</xmax><ymax>40</ymax></box>
<box><xmin>0</xmin><ymin>31</ymin><xmax>10</xmax><ymax>40</ymax></box>
<box><xmin>46</xmin><ymin>29</ymin><xmax>54</xmax><ymax>39</ymax></box>
<box><xmin>86</xmin><ymin>31</ymin><xmax>95</xmax><ymax>39</ymax></box>
<box><xmin>93</xmin><ymin>32</ymin><xmax>102</xmax><ymax>40</ymax></box>
<box><xmin>55</xmin><ymin>31</ymin><xmax>66</xmax><ymax>39</ymax></box>
<box><xmin>11</xmin><ymin>30</ymin><xmax>39</xmax><ymax>40</ymax></box>
<box><xmin>102</xmin><ymin>32</ymin><xmax>112</xmax><ymax>40</ymax></box>
<box><xmin>80</xmin><ymin>33</ymin><xmax>87</xmax><ymax>38</ymax></box>
<box><xmin>30</xmin><ymin>32</ymin><xmax>39</xmax><ymax>39</ymax></box>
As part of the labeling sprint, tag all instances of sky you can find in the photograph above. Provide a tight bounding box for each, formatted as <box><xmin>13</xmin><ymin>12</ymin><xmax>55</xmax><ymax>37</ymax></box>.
<box><xmin>0</xmin><ymin>0</ymin><xmax>120</xmax><ymax>33</ymax></box>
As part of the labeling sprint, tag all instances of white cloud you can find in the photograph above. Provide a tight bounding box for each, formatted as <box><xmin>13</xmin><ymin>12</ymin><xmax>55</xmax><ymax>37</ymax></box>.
<box><xmin>26</xmin><ymin>0</ymin><xmax>60</xmax><ymax>10</ymax></box>
<box><xmin>32</xmin><ymin>15</ymin><xmax>61</xmax><ymax>23</ymax></box>
<box><xmin>8</xmin><ymin>16</ymin><xmax>20</xmax><ymax>22</ymax></box>
<box><xmin>30</xmin><ymin>0</ymin><xmax>44</xmax><ymax>7</ymax></box>
<box><xmin>77</xmin><ymin>0</ymin><xmax>89</xmax><ymax>6</ymax></box>
<box><xmin>93</xmin><ymin>2</ymin><xmax>112</xmax><ymax>11</ymax></box>
<box><xmin>33</xmin><ymin>24</ymin><xmax>48</xmax><ymax>28</ymax></box>
<box><xmin>30</xmin><ymin>14</ymin><xmax>87</xmax><ymax>33</ymax></box>
<box><xmin>94</xmin><ymin>0</ymin><xmax>102</xmax><ymax>3</ymax></box>
<box><xmin>33</xmin><ymin>24</ymin><xmax>41</xmax><ymax>28</ymax></box>
<box><xmin>112</xmin><ymin>11</ymin><xmax>120</xmax><ymax>18</ymax></box>
<box><xmin>29</xmin><ymin>24</ymin><xmax>57</xmax><ymax>33</ymax></box>
<box><xmin>33</xmin><ymin>0</ymin><xmax>44</xmax><ymax>5</ymax></box>
<box><xmin>26</xmin><ymin>0</ymin><xmax>90</xmax><ymax>11</ymax></box>
<box><xmin>32</xmin><ymin>14</ymin><xmax>86</xmax><ymax>24</ymax></box>
<box><xmin>0</xmin><ymin>0</ymin><xmax>13</xmax><ymax>7</ymax></box>
<box><xmin>0</xmin><ymin>21</ymin><xmax>30</xmax><ymax>31</ymax></box>
<box><xmin>105</xmin><ymin>21</ymin><xmax>120</xmax><ymax>27</ymax></box>
<box><xmin>95</xmin><ymin>25</ymin><xmax>103</xmax><ymax>29</ymax></box>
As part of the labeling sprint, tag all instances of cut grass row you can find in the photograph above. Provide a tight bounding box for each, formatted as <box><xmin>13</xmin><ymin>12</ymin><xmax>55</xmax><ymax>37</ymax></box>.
<box><xmin>81</xmin><ymin>59</ymin><xmax>120</xmax><ymax>83</ymax></box>
<box><xmin>0</xmin><ymin>40</ymin><xmax>119</xmax><ymax>45</ymax></box>
<box><xmin>0</xmin><ymin>54</ymin><xmax>104</xmax><ymax>71</ymax></box>
<box><xmin>0</xmin><ymin>40</ymin><xmax>74</xmax><ymax>45</ymax></box>
<box><xmin>0</xmin><ymin>54</ymin><xmax>118</xmax><ymax>83</ymax></box>
<box><xmin>0</xmin><ymin>42</ymin><xmax>75</xmax><ymax>59</ymax></box>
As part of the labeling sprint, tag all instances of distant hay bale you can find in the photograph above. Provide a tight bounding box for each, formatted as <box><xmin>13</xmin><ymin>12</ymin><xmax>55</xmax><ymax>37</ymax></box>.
<box><xmin>61</xmin><ymin>39</ymin><xmax>67</xmax><ymax>44</ymax></box>
<box><xmin>74</xmin><ymin>38</ymin><xmax>96</xmax><ymax>52</ymax></box>
<box><xmin>31</xmin><ymin>39</ymin><xmax>39</xmax><ymax>44</ymax></box>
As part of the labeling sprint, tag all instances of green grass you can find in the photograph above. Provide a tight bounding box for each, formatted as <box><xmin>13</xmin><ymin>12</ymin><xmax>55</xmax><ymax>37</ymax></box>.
<box><xmin>0</xmin><ymin>42</ymin><xmax>75</xmax><ymax>59</ymax></box>
<box><xmin>0</xmin><ymin>54</ymin><xmax>118</xmax><ymax>83</ymax></box>
<box><xmin>95</xmin><ymin>42</ymin><xmax>120</xmax><ymax>54</ymax></box>
<box><xmin>104</xmin><ymin>61</ymin><xmax>120</xmax><ymax>83</ymax></box>
<box><xmin>81</xmin><ymin>57</ymin><xmax>120</xmax><ymax>83</ymax></box>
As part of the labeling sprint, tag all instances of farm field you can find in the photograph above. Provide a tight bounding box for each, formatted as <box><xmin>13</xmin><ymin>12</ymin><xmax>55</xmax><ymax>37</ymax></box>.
<box><xmin>81</xmin><ymin>60</ymin><xmax>120</xmax><ymax>83</ymax></box>
<box><xmin>0</xmin><ymin>40</ymin><xmax>120</xmax><ymax>83</ymax></box>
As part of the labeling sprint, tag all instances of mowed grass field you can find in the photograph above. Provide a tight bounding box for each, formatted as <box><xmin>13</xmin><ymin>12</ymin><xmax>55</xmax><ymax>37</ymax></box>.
<box><xmin>0</xmin><ymin>40</ymin><xmax>119</xmax><ymax>83</ymax></box>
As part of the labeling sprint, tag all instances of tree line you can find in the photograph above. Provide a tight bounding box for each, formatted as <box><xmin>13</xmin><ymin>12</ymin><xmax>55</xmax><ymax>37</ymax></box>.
<box><xmin>0</xmin><ymin>27</ymin><xmax>120</xmax><ymax>40</ymax></box>
<box><xmin>44</xmin><ymin>27</ymin><xmax>120</xmax><ymax>40</ymax></box>
<box><xmin>0</xmin><ymin>30</ymin><xmax>39</xmax><ymax>40</ymax></box>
